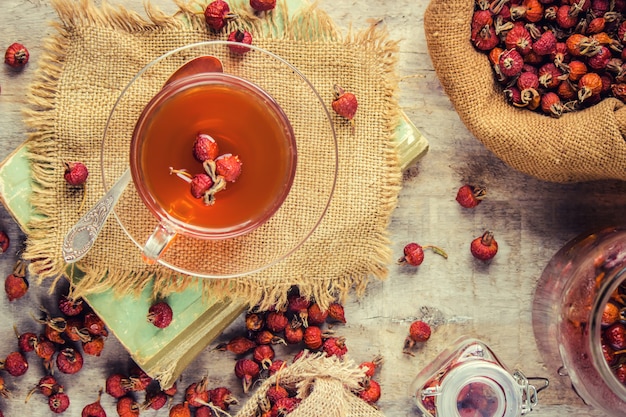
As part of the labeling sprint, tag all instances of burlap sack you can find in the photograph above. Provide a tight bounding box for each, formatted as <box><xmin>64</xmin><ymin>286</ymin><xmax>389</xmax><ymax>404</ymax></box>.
<box><xmin>424</xmin><ymin>0</ymin><xmax>626</xmax><ymax>183</ymax></box>
<box><xmin>23</xmin><ymin>0</ymin><xmax>402</xmax><ymax>309</ymax></box>
<box><xmin>234</xmin><ymin>352</ymin><xmax>384</xmax><ymax>417</ymax></box>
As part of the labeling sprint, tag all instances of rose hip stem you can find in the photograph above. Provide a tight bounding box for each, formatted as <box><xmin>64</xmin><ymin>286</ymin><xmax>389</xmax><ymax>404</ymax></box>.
<box><xmin>422</xmin><ymin>245</ymin><xmax>448</xmax><ymax>259</ymax></box>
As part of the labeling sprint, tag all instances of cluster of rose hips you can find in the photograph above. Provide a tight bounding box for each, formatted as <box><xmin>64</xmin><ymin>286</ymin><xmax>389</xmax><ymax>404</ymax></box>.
<box><xmin>472</xmin><ymin>0</ymin><xmax>626</xmax><ymax>117</ymax></box>
<box><xmin>203</xmin><ymin>0</ymin><xmax>267</xmax><ymax>54</ymax></box>
<box><xmin>215</xmin><ymin>287</ymin><xmax>383</xmax><ymax>411</ymax></box>
<box><xmin>399</xmin><ymin>185</ymin><xmax>498</xmax><ymax>268</ymax></box>
<box><xmin>105</xmin><ymin>364</ymin><xmax>237</xmax><ymax>417</ymax></box>
<box><xmin>456</xmin><ymin>184</ymin><xmax>499</xmax><ymax>262</ymax></box>
<box><xmin>600</xmin><ymin>275</ymin><xmax>626</xmax><ymax>384</ymax></box>
<box><xmin>2</xmin><ymin>291</ymin><xmax>109</xmax><ymax>414</ymax></box>
<box><xmin>171</xmin><ymin>133</ymin><xmax>242</xmax><ymax>206</ymax></box>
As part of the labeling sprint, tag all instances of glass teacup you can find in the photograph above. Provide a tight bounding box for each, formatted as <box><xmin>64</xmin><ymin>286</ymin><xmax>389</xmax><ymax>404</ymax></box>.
<box><xmin>130</xmin><ymin>63</ymin><xmax>297</xmax><ymax>263</ymax></box>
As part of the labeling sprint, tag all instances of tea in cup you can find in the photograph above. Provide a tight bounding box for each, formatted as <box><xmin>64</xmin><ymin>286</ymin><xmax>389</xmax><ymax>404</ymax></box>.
<box><xmin>130</xmin><ymin>70</ymin><xmax>297</xmax><ymax>263</ymax></box>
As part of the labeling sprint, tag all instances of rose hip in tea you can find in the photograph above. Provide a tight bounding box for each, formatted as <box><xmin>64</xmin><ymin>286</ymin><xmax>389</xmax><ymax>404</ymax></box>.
<box><xmin>131</xmin><ymin>73</ymin><xmax>296</xmax><ymax>239</ymax></box>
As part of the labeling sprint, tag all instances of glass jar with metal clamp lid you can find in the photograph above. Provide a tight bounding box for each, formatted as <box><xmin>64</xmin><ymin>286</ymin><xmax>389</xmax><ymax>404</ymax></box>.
<box><xmin>410</xmin><ymin>337</ymin><xmax>548</xmax><ymax>417</ymax></box>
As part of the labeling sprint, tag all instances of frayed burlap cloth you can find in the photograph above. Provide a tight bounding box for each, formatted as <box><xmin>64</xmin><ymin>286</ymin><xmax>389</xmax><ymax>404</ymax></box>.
<box><xmin>234</xmin><ymin>351</ymin><xmax>383</xmax><ymax>417</ymax></box>
<box><xmin>23</xmin><ymin>0</ymin><xmax>402</xmax><ymax>309</ymax></box>
<box><xmin>424</xmin><ymin>0</ymin><xmax>626</xmax><ymax>183</ymax></box>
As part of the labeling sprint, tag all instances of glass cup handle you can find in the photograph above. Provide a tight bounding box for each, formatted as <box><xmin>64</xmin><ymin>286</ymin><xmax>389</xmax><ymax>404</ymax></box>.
<box><xmin>142</xmin><ymin>222</ymin><xmax>177</xmax><ymax>264</ymax></box>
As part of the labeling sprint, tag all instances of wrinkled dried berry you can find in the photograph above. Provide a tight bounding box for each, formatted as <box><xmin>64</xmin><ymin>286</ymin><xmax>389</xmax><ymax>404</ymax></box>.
<box><xmin>56</xmin><ymin>347</ymin><xmax>83</xmax><ymax>374</ymax></box>
<box><xmin>193</xmin><ymin>133</ymin><xmax>219</xmax><ymax>162</ymax></box>
<box><xmin>106</xmin><ymin>373</ymin><xmax>128</xmax><ymax>399</ymax></box>
<box><xmin>63</xmin><ymin>161</ymin><xmax>89</xmax><ymax>186</ymax></box>
<box><xmin>49</xmin><ymin>392</ymin><xmax>70</xmax><ymax>414</ymax></box>
<box><xmin>2</xmin><ymin>351</ymin><xmax>28</xmax><ymax>376</ymax></box>
<box><xmin>147</xmin><ymin>301</ymin><xmax>173</xmax><ymax>329</ymax></box>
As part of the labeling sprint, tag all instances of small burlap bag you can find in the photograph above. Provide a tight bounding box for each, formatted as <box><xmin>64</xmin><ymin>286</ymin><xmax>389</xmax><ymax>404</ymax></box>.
<box><xmin>234</xmin><ymin>352</ymin><xmax>384</xmax><ymax>417</ymax></box>
<box><xmin>22</xmin><ymin>0</ymin><xmax>402</xmax><ymax>308</ymax></box>
<box><xmin>424</xmin><ymin>0</ymin><xmax>626</xmax><ymax>183</ymax></box>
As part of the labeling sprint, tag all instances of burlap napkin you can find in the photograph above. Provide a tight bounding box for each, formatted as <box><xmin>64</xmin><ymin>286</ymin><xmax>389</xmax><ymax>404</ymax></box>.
<box><xmin>424</xmin><ymin>0</ymin><xmax>626</xmax><ymax>183</ymax></box>
<box><xmin>23</xmin><ymin>0</ymin><xmax>402</xmax><ymax>308</ymax></box>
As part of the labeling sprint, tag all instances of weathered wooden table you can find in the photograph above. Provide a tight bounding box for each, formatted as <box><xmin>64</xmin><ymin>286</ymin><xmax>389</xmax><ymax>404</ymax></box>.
<box><xmin>1</xmin><ymin>0</ymin><xmax>625</xmax><ymax>415</ymax></box>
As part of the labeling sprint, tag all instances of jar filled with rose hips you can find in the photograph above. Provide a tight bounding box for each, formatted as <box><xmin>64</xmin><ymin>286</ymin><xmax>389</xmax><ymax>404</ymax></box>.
<box><xmin>411</xmin><ymin>337</ymin><xmax>545</xmax><ymax>417</ymax></box>
<box><xmin>533</xmin><ymin>226</ymin><xmax>626</xmax><ymax>416</ymax></box>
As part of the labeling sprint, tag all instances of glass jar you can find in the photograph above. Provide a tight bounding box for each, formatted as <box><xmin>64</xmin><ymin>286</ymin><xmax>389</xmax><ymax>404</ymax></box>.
<box><xmin>410</xmin><ymin>337</ymin><xmax>544</xmax><ymax>417</ymax></box>
<box><xmin>532</xmin><ymin>225</ymin><xmax>626</xmax><ymax>416</ymax></box>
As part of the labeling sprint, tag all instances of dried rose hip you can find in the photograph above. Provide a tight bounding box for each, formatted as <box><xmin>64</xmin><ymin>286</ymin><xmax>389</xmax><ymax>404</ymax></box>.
<box><xmin>328</xmin><ymin>302</ymin><xmax>347</xmax><ymax>323</ymax></box>
<box><xmin>82</xmin><ymin>335</ymin><xmax>105</xmax><ymax>356</ymax></box>
<box><xmin>116</xmin><ymin>396</ymin><xmax>140</xmax><ymax>417</ymax></box>
<box><xmin>209</xmin><ymin>386</ymin><xmax>238</xmax><ymax>410</ymax></box>
<box><xmin>83</xmin><ymin>312</ymin><xmax>108</xmax><ymax>337</ymax></box>
<box><xmin>307</xmin><ymin>303</ymin><xmax>328</xmax><ymax>326</ymax></box>
<box><xmin>218</xmin><ymin>335</ymin><xmax>257</xmax><ymax>355</ymax></box>
<box><xmin>470</xmin><ymin>231</ymin><xmax>498</xmax><ymax>261</ymax></box>
<box><xmin>125</xmin><ymin>365</ymin><xmax>152</xmax><ymax>392</ymax></box>
<box><xmin>288</xmin><ymin>294</ymin><xmax>310</xmax><ymax>326</ymax></box>
<box><xmin>499</xmin><ymin>49</ymin><xmax>524</xmax><ymax>77</ymax></box>
<box><xmin>359</xmin><ymin>355</ymin><xmax>384</xmax><ymax>379</ymax></box>
<box><xmin>49</xmin><ymin>392</ymin><xmax>70</xmax><ymax>414</ymax></box>
<box><xmin>404</xmin><ymin>320</ymin><xmax>432</xmax><ymax>354</ymax></box>
<box><xmin>234</xmin><ymin>358</ymin><xmax>260</xmax><ymax>393</ymax></box>
<box><xmin>184</xmin><ymin>377</ymin><xmax>210</xmax><ymax>407</ymax></box>
<box><xmin>106</xmin><ymin>373</ymin><xmax>129</xmax><ymax>399</ymax></box>
<box><xmin>266</xmin><ymin>311</ymin><xmax>289</xmax><ymax>333</ymax></box>
<box><xmin>322</xmin><ymin>336</ymin><xmax>348</xmax><ymax>358</ymax></box>
<box><xmin>0</xmin><ymin>230</ymin><xmax>9</xmax><ymax>254</ymax></box>
<box><xmin>35</xmin><ymin>337</ymin><xmax>56</xmax><ymax>364</ymax></box>
<box><xmin>193</xmin><ymin>133</ymin><xmax>219</xmax><ymax>162</ymax></box>
<box><xmin>147</xmin><ymin>301</ymin><xmax>173</xmax><ymax>329</ymax></box>
<box><xmin>5</xmin><ymin>260</ymin><xmax>28</xmax><ymax>301</ymax></box>
<box><xmin>606</xmin><ymin>322</ymin><xmax>626</xmax><ymax>350</ymax></box>
<box><xmin>227</xmin><ymin>29</ymin><xmax>253</xmax><ymax>54</ymax></box>
<box><xmin>253</xmin><ymin>344</ymin><xmax>275</xmax><ymax>369</ymax></box>
<box><xmin>4</xmin><ymin>43</ymin><xmax>29</xmax><ymax>68</ymax></box>
<box><xmin>409</xmin><ymin>320</ymin><xmax>432</xmax><ymax>343</ymax></box>
<box><xmin>268</xmin><ymin>359</ymin><xmax>286</xmax><ymax>376</ymax></box>
<box><xmin>272</xmin><ymin>397</ymin><xmax>302</xmax><ymax>415</ymax></box>
<box><xmin>17</xmin><ymin>330</ymin><xmax>38</xmax><ymax>352</ymax></box>
<box><xmin>58</xmin><ymin>294</ymin><xmax>84</xmax><ymax>316</ymax></box>
<box><xmin>284</xmin><ymin>321</ymin><xmax>304</xmax><ymax>344</ymax></box>
<box><xmin>170</xmin><ymin>401</ymin><xmax>192</xmax><ymax>417</ymax></box>
<box><xmin>82</xmin><ymin>391</ymin><xmax>106</xmax><ymax>417</ymax></box>
<box><xmin>56</xmin><ymin>347</ymin><xmax>83</xmax><ymax>374</ymax></box>
<box><xmin>332</xmin><ymin>84</ymin><xmax>358</xmax><ymax>128</ymax></box>
<box><xmin>63</xmin><ymin>161</ymin><xmax>89</xmax><ymax>185</ymax></box>
<box><xmin>358</xmin><ymin>379</ymin><xmax>381</xmax><ymax>404</ymax></box>
<box><xmin>1</xmin><ymin>351</ymin><xmax>28</xmax><ymax>376</ymax></box>
<box><xmin>267</xmin><ymin>384</ymin><xmax>289</xmax><ymax>404</ymax></box>
<box><xmin>303</xmin><ymin>325</ymin><xmax>324</xmax><ymax>350</ymax></box>
<box><xmin>215</xmin><ymin>154</ymin><xmax>242</xmax><ymax>182</ymax></box>
<box><xmin>204</xmin><ymin>0</ymin><xmax>235</xmax><ymax>32</ymax></box>
<box><xmin>456</xmin><ymin>184</ymin><xmax>486</xmax><ymax>208</ymax></box>
<box><xmin>255</xmin><ymin>329</ymin><xmax>284</xmax><ymax>345</ymax></box>
<box><xmin>399</xmin><ymin>243</ymin><xmax>448</xmax><ymax>266</ymax></box>
<box><xmin>190</xmin><ymin>173</ymin><xmax>214</xmax><ymax>199</ymax></box>
<box><xmin>144</xmin><ymin>390</ymin><xmax>168</xmax><ymax>410</ymax></box>
<box><xmin>250</xmin><ymin>0</ymin><xmax>276</xmax><ymax>12</ymax></box>
<box><xmin>245</xmin><ymin>312</ymin><xmax>264</xmax><ymax>332</ymax></box>
<box><xmin>27</xmin><ymin>375</ymin><xmax>61</xmax><ymax>399</ymax></box>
